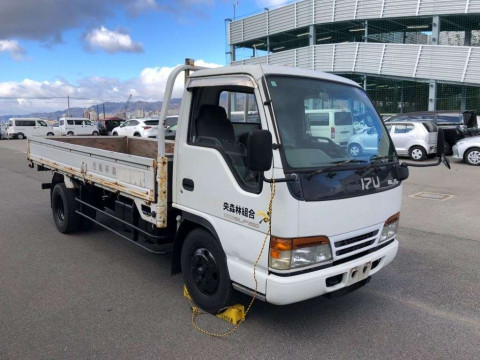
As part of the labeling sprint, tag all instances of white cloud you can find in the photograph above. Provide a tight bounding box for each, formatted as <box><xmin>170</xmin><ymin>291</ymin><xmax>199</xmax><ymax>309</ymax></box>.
<box><xmin>0</xmin><ymin>60</ymin><xmax>222</xmax><ymax>115</ymax></box>
<box><xmin>0</xmin><ymin>40</ymin><xmax>26</xmax><ymax>60</ymax></box>
<box><xmin>84</xmin><ymin>26</ymin><xmax>143</xmax><ymax>54</ymax></box>
<box><xmin>256</xmin><ymin>0</ymin><xmax>291</xmax><ymax>8</ymax></box>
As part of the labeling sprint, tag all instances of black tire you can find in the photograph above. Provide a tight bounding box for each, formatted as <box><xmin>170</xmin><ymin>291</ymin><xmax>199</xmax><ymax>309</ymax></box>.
<box><xmin>17</xmin><ymin>133</ymin><xmax>25</xmax><ymax>140</ymax></box>
<box><xmin>51</xmin><ymin>183</ymin><xmax>80</xmax><ymax>233</ymax></box>
<box><xmin>92</xmin><ymin>131</ymin><xmax>99</xmax><ymax>136</ymax></box>
<box><xmin>464</xmin><ymin>147</ymin><xmax>480</xmax><ymax>166</ymax></box>
<box><xmin>112</xmin><ymin>132</ymin><xmax>118</xmax><ymax>136</ymax></box>
<box><xmin>181</xmin><ymin>228</ymin><xmax>232</xmax><ymax>314</ymax></box>
<box><xmin>67</xmin><ymin>132</ymin><xmax>74</xmax><ymax>136</ymax></box>
<box><xmin>409</xmin><ymin>146</ymin><xmax>426</xmax><ymax>161</ymax></box>
<box><xmin>134</xmin><ymin>133</ymin><xmax>141</xmax><ymax>137</ymax></box>
<box><xmin>348</xmin><ymin>143</ymin><xmax>362</xmax><ymax>157</ymax></box>
<box><xmin>47</xmin><ymin>132</ymin><xmax>54</xmax><ymax>136</ymax></box>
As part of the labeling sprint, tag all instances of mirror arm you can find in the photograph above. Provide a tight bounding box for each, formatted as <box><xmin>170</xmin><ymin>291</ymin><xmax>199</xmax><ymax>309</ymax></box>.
<box><xmin>402</xmin><ymin>155</ymin><xmax>450</xmax><ymax>169</ymax></box>
<box><xmin>262</xmin><ymin>173</ymin><xmax>298</xmax><ymax>183</ymax></box>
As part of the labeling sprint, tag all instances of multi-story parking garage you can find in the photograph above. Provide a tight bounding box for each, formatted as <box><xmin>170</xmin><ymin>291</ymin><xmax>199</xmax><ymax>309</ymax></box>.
<box><xmin>228</xmin><ymin>0</ymin><xmax>480</xmax><ymax>114</ymax></box>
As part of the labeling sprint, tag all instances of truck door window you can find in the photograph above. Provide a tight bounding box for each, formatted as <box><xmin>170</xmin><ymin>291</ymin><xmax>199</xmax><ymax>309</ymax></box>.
<box><xmin>67</xmin><ymin>120</ymin><xmax>74</xmax><ymax>125</ymax></box>
<box><xmin>74</xmin><ymin>120</ymin><xmax>83</xmax><ymax>126</ymax></box>
<box><xmin>189</xmin><ymin>87</ymin><xmax>262</xmax><ymax>193</ymax></box>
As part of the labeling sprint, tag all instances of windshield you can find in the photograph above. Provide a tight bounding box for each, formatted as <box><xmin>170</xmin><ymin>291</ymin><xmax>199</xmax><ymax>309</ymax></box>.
<box><xmin>266</xmin><ymin>76</ymin><xmax>396</xmax><ymax>171</ymax></box>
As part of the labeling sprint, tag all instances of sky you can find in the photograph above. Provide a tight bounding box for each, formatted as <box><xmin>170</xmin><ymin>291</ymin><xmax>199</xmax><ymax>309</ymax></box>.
<box><xmin>0</xmin><ymin>0</ymin><xmax>290</xmax><ymax>115</ymax></box>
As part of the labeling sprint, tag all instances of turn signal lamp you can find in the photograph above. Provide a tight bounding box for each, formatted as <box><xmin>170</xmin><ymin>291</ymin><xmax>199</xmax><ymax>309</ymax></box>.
<box><xmin>269</xmin><ymin>236</ymin><xmax>332</xmax><ymax>270</ymax></box>
<box><xmin>380</xmin><ymin>212</ymin><xmax>400</xmax><ymax>243</ymax></box>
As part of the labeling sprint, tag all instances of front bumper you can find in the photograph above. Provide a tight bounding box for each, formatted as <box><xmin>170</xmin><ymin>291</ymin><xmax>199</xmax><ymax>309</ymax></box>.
<box><xmin>452</xmin><ymin>144</ymin><xmax>461</xmax><ymax>159</ymax></box>
<box><xmin>265</xmin><ymin>239</ymin><xmax>398</xmax><ymax>305</ymax></box>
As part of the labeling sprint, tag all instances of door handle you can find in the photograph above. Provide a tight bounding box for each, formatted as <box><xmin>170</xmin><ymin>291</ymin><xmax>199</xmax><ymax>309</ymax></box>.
<box><xmin>182</xmin><ymin>178</ymin><xmax>194</xmax><ymax>191</ymax></box>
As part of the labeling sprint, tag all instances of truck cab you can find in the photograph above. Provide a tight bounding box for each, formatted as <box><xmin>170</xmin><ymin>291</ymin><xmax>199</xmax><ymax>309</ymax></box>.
<box><xmin>173</xmin><ymin>65</ymin><xmax>402</xmax><ymax>309</ymax></box>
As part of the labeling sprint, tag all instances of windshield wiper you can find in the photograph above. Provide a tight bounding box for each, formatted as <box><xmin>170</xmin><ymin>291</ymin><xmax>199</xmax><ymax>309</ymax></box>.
<box><xmin>305</xmin><ymin>159</ymin><xmax>368</xmax><ymax>180</ymax></box>
<box><xmin>369</xmin><ymin>155</ymin><xmax>396</xmax><ymax>164</ymax></box>
<box><xmin>357</xmin><ymin>155</ymin><xmax>397</xmax><ymax>177</ymax></box>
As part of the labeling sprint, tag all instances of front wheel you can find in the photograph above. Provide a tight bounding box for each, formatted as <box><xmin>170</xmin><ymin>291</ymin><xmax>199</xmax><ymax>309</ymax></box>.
<box><xmin>67</xmin><ymin>132</ymin><xmax>74</xmax><ymax>136</ymax></box>
<box><xmin>112</xmin><ymin>132</ymin><xmax>118</xmax><ymax>136</ymax></box>
<box><xmin>464</xmin><ymin>147</ymin><xmax>480</xmax><ymax>166</ymax></box>
<box><xmin>409</xmin><ymin>146</ymin><xmax>426</xmax><ymax>161</ymax></box>
<box><xmin>51</xmin><ymin>183</ymin><xmax>80</xmax><ymax>233</ymax></box>
<box><xmin>47</xmin><ymin>132</ymin><xmax>54</xmax><ymax>136</ymax></box>
<box><xmin>181</xmin><ymin>228</ymin><xmax>232</xmax><ymax>314</ymax></box>
<box><xmin>17</xmin><ymin>133</ymin><xmax>25</xmax><ymax>140</ymax></box>
<box><xmin>92</xmin><ymin>131</ymin><xmax>99</xmax><ymax>136</ymax></box>
<box><xmin>348</xmin><ymin>143</ymin><xmax>362</xmax><ymax>157</ymax></box>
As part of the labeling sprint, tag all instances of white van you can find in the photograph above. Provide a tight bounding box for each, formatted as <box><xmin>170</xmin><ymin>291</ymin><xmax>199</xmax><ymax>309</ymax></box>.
<box><xmin>58</xmin><ymin>118</ymin><xmax>99</xmax><ymax>136</ymax></box>
<box><xmin>7</xmin><ymin>118</ymin><xmax>55</xmax><ymax>139</ymax></box>
<box><xmin>305</xmin><ymin>109</ymin><xmax>354</xmax><ymax>147</ymax></box>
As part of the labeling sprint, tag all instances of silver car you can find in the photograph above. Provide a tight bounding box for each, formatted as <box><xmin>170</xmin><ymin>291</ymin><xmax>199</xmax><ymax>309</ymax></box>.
<box><xmin>385</xmin><ymin>122</ymin><xmax>438</xmax><ymax>161</ymax></box>
<box><xmin>452</xmin><ymin>136</ymin><xmax>480</xmax><ymax>166</ymax></box>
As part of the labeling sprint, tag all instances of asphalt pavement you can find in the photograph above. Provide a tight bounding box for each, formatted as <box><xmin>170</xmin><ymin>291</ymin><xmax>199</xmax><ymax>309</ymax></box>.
<box><xmin>1</xmin><ymin>139</ymin><xmax>479</xmax><ymax>360</ymax></box>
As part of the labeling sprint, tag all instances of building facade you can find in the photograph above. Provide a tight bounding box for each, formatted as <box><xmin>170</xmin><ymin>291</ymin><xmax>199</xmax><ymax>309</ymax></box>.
<box><xmin>228</xmin><ymin>0</ymin><xmax>480</xmax><ymax>114</ymax></box>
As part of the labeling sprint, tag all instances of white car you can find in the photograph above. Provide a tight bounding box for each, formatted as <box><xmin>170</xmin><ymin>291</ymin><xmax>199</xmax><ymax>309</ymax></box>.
<box><xmin>111</xmin><ymin>118</ymin><xmax>159</xmax><ymax>138</ymax></box>
<box><xmin>7</xmin><ymin>118</ymin><xmax>56</xmax><ymax>139</ymax></box>
<box><xmin>385</xmin><ymin>122</ymin><xmax>438</xmax><ymax>161</ymax></box>
<box><xmin>58</xmin><ymin>118</ymin><xmax>99</xmax><ymax>136</ymax></box>
<box><xmin>305</xmin><ymin>109</ymin><xmax>354</xmax><ymax>147</ymax></box>
<box><xmin>452</xmin><ymin>136</ymin><xmax>480</xmax><ymax>166</ymax></box>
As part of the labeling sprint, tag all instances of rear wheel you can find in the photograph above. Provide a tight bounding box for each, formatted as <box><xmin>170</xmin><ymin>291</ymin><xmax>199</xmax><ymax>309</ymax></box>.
<box><xmin>47</xmin><ymin>132</ymin><xmax>54</xmax><ymax>136</ymax></box>
<box><xmin>92</xmin><ymin>131</ymin><xmax>99</xmax><ymax>136</ymax></box>
<box><xmin>409</xmin><ymin>146</ymin><xmax>426</xmax><ymax>161</ymax></box>
<box><xmin>17</xmin><ymin>133</ymin><xmax>25</xmax><ymax>140</ymax></box>
<box><xmin>67</xmin><ymin>132</ymin><xmax>74</xmax><ymax>136</ymax></box>
<box><xmin>112</xmin><ymin>132</ymin><xmax>118</xmax><ymax>136</ymax></box>
<box><xmin>51</xmin><ymin>183</ymin><xmax>80</xmax><ymax>233</ymax></box>
<box><xmin>134</xmin><ymin>133</ymin><xmax>141</xmax><ymax>137</ymax></box>
<box><xmin>181</xmin><ymin>228</ymin><xmax>232</xmax><ymax>314</ymax></box>
<box><xmin>464</xmin><ymin>147</ymin><xmax>480</xmax><ymax>166</ymax></box>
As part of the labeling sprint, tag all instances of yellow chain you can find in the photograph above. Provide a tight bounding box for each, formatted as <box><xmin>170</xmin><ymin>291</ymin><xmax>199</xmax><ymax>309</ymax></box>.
<box><xmin>188</xmin><ymin>179</ymin><xmax>277</xmax><ymax>338</ymax></box>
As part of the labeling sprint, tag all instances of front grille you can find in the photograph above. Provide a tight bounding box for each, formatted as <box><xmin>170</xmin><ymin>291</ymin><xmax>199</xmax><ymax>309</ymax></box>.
<box><xmin>336</xmin><ymin>240</ymin><xmax>375</xmax><ymax>256</ymax></box>
<box><xmin>334</xmin><ymin>230</ymin><xmax>379</xmax><ymax>257</ymax></box>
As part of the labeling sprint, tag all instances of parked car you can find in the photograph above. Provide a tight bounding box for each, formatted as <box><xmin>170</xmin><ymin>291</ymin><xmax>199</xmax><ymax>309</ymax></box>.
<box><xmin>305</xmin><ymin>109</ymin><xmax>354</xmax><ymax>147</ymax></box>
<box><xmin>0</xmin><ymin>122</ymin><xmax>9</xmax><ymax>139</ymax></box>
<box><xmin>58</xmin><ymin>118</ymin><xmax>99</xmax><ymax>136</ymax></box>
<box><xmin>6</xmin><ymin>118</ymin><xmax>55</xmax><ymax>139</ymax></box>
<box><xmin>347</xmin><ymin>126</ymin><xmax>380</xmax><ymax>157</ymax></box>
<box><xmin>452</xmin><ymin>136</ymin><xmax>480</xmax><ymax>166</ymax></box>
<box><xmin>96</xmin><ymin>118</ymin><xmax>125</xmax><ymax>135</ymax></box>
<box><xmin>165</xmin><ymin>116</ymin><xmax>178</xmax><ymax>140</ymax></box>
<box><xmin>385</xmin><ymin>111</ymin><xmax>478</xmax><ymax>154</ymax></box>
<box><xmin>385</xmin><ymin>121</ymin><xmax>438</xmax><ymax>161</ymax></box>
<box><xmin>111</xmin><ymin>118</ymin><xmax>159</xmax><ymax>138</ymax></box>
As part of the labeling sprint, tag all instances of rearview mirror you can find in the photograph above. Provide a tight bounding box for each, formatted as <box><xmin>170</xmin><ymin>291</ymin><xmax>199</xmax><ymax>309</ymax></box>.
<box><xmin>247</xmin><ymin>130</ymin><xmax>273</xmax><ymax>172</ymax></box>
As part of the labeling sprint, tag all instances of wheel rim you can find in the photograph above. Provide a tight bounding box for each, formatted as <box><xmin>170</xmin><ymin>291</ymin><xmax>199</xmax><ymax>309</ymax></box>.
<box><xmin>350</xmin><ymin>145</ymin><xmax>360</xmax><ymax>156</ymax></box>
<box><xmin>411</xmin><ymin>149</ymin><xmax>423</xmax><ymax>160</ymax></box>
<box><xmin>189</xmin><ymin>248</ymin><xmax>219</xmax><ymax>295</ymax></box>
<box><xmin>54</xmin><ymin>195</ymin><xmax>65</xmax><ymax>223</ymax></box>
<box><xmin>467</xmin><ymin>150</ymin><xmax>480</xmax><ymax>164</ymax></box>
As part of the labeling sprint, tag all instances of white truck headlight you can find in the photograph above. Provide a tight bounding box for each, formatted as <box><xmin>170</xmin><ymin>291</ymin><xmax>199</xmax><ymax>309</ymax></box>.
<box><xmin>269</xmin><ymin>236</ymin><xmax>332</xmax><ymax>270</ymax></box>
<box><xmin>379</xmin><ymin>212</ymin><xmax>400</xmax><ymax>243</ymax></box>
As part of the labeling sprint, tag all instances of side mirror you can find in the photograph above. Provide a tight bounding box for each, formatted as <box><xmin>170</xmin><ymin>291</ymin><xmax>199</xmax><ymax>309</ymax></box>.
<box><xmin>247</xmin><ymin>130</ymin><xmax>273</xmax><ymax>172</ymax></box>
<box><xmin>397</xmin><ymin>163</ymin><xmax>409</xmax><ymax>181</ymax></box>
<box><xmin>437</xmin><ymin>128</ymin><xmax>445</xmax><ymax>156</ymax></box>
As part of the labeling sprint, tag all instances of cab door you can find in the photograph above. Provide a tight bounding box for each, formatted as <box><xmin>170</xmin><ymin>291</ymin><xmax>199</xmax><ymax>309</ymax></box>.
<box><xmin>174</xmin><ymin>77</ymin><xmax>274</xmax><ymax>292</ymax></box>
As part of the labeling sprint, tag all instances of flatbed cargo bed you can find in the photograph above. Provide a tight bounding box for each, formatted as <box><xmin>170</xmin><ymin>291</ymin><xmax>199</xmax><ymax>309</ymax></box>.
<box><xmin>28</xmin><ymin>136</ymin><xmax>174</xmax><ymax>203</ymax></box>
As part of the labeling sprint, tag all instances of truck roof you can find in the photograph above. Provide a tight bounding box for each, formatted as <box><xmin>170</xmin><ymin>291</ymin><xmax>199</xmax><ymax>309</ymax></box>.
<box><xmin>190</xmin><ymin>64</ymin><xmax>360</xmax><ymax>88</ymax></box>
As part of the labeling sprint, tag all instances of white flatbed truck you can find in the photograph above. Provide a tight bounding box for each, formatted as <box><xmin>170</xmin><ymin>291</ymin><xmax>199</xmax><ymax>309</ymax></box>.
<box><xmin>28</xmin><ymin>60</ymin><xmax>448</xmax><ymax>313</ymax></box>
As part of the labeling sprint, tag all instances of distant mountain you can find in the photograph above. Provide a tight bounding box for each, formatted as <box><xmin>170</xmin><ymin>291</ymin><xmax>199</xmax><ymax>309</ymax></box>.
<box><xmin>0</xmin><ymin>99</ymin><xmax>182</xmax><ymax>122</ymax></box>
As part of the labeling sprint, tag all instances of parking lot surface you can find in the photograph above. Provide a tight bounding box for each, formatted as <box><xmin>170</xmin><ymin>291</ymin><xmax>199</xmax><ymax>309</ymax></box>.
<box><xmin>1</xmin><ymin>140</ymin><xmax>479</xmax><ymax>360</ymax></box>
